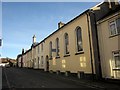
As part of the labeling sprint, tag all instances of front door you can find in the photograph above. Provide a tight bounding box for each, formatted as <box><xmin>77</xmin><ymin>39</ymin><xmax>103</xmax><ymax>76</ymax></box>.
<box><xmin>46</xmin><ymin>56</ymin><xmax>49</xmax><ymax>71</ymax></box>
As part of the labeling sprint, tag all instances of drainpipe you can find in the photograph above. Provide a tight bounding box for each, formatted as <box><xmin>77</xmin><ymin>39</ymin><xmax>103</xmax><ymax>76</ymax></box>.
<box><xmin>88</xmin><ymin>9</ymin><xmax>102</xmax><ymax>80</ymax></box>
<box><xmin>86</xmin><ymin>12</ymin><xmax>94</xmax><ymax>81</ymax></box>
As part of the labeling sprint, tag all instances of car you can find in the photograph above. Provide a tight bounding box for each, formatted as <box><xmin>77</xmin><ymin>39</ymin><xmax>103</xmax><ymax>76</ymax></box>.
<box><xmin>5</xmin><ymin>64</ymin><xmax>10</xmax><ymax>68</ymax></box>
<box><xmin>0</xmin><ymin>63</ymin><xmax>6</xmax><ymax>67</ymax></box>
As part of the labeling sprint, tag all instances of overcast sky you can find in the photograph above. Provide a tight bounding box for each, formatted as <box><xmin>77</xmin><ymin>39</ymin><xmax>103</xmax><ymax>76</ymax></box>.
<box><xmin>2</xmin><ymin>2</ymin><xmax>99</xmax><ymax>59</ymax></box>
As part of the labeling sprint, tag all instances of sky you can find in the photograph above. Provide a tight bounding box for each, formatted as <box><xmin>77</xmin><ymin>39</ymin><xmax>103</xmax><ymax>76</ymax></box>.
<box><xmin>1</xmin><ymin>2</ymin><xmax>99</xmax><ymax>59</ymax></box>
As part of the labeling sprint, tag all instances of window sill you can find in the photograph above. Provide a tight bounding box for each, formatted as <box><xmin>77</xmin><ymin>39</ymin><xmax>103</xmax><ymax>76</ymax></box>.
<box><xmin>64</xmin><ymin>54</ymin><xmax>70</xmax><ymax>57</ymax></box>
<box><xmin>113</xmin><ymin>68</ymin><xmax>120</xmax><ymax>71</ymax></box>
<box><xmin>55</xmin><ymin>56</ymin><xmax>60</xmax><ymax>59</ymax></box>
<box><xmin>75</xmin><ymin>51</ymin><xmax>84</xmax><ymax>55</ymax></box>
<box><xmin>109</xmin><ymin>33</ymin><xmax>120</xmax><ymax>38</ymax></box>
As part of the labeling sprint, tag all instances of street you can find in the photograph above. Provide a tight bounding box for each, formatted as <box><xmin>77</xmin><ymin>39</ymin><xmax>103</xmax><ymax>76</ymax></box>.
<box><xmin>2</xmin><ymin>67</ymin><xmax>120</xmax><ymax>89</ymax></box>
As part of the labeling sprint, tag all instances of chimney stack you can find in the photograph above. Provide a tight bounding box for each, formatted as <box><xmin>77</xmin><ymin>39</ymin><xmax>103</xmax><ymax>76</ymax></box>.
<box><xmin>32</xmin><ymin>35</ymin><xmax>36</xmax><ymax>44</ymax></box>
<box><xmin>58</xmin><ymin>21</ymin><xmax>65</xmax><ymax>29</ymax></box>
<box><xmin>22</xmin><ymin>48</ymin><xmax>24</xmax><ymax>54</ymax></box>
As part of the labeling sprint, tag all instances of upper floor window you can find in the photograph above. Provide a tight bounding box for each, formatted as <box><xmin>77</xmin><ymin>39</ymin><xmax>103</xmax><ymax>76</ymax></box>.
<box><xmin>109</xmin><ymin>18</ymin><xmax>120</xmax><ymax>36</ymax></box>
<box><xmin>64</xmin><ymin>33</ymin><xmax>69</xmax><ymax>55</ymax></box>
<box><xmin>113</xmin><ymin>51</ymin><xmax>120</xmax><ymax>68</ymax></box>
<box><xmin>56</xmin><ymin>38</ymin><xmax>60</xmax><ymax>57</ymax></box>
<box><xmin>38</xmin><ymin>45</ymin><xmax>39</xmax><ymax>54</ymax></box>
<box><xmin>76</xmin><ymin>27</ymin><xmax>83</xmax><ymax>52</ymax></box>
<box><xmin>49</xmin><ymin>41</ymin><xmax>52</xmax><ymax>59</ymax></box>
<box><xmin>41</xmin><ymin>43</ymin><xmax>43</xmax><ymax>52</ymax></box>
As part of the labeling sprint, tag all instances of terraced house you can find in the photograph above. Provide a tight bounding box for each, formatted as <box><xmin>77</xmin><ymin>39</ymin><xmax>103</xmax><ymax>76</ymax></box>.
<box><xmin>16</xmin><ymin>0</ymin><xmax>120</xmax><ymax>80</ymax></box>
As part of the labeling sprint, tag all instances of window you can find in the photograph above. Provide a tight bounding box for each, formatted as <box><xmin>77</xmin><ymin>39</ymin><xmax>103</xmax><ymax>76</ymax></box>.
<box><xmin>56</xmin><ymin>38</ymin><xmax>60</xmax><ymax>57</ymax></box>
<box><xmin>38</xmin><ymin>57</ymin><xmax>39</xmax><ymax>68</ymax></box>
<box><xmin>76</xmin><ymin>27</ymin><xmax>83</xmax><ymax>52</ymax></box>
<box><xmin>49</xmin><ymin>41</ymin><xmax>52</xmax><ymax>59</ymax></box>
<box><xmin>41</xmin><ymin>56</ymin><xmax>44</xmax><ymax>67</ymax></box>
<box><xmin>116</xmin><ymin>18</ymin><xmax>120</xmax><ymax>34</ymax></box>
<box><xmin>109</xmin><ymin>18</ymin><xmax>120</xmax><ymax>36</ymax></box>
<box><xmin>38</xmin><ymin>46</ymin><xmax>39</xmax><ymax>53</ymax></box>
<box><xmin>64</xmin><ymin>33</ymin><xmax>69</xmax><ymax>54</ymax></box>
<box><xmin>41</xmin><ymin>43</ymin><xmax>43</xmax><ymax>52</ymax></box>
<box><xmin>113</xmin><ymin>51</ymin><xmax>120</xmax><ymax>68</ymax></box>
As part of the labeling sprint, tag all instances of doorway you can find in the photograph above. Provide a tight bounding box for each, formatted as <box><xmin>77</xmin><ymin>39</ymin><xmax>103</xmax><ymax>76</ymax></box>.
<box><xmin>46</xmin><ymin>55</ymin><xmax>49</xmax><ymax>71</ymax></box>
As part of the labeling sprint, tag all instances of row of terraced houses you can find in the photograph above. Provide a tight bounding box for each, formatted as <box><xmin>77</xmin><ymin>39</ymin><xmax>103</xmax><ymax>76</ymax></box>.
<box><xmin>16</xmin><ymin>0</ymin><xmax>120</xmax><ymax>80</ymax></box>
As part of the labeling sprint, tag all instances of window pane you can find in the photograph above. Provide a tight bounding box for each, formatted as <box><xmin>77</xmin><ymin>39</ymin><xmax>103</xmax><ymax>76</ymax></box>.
<box><xmin>116</xmin><ymin>18</ymin><xmax>120</xmax><ymax>34</ymax></box>
<box><xmin>115</xmin><ymin>56</ymin><xmax>120</xmax><ymax>68</ymax></box>
<box><xmin>64</xmin><ymin>33</ymin><xmax>69</xmax><ymax>54</ymax></box>
<box><xmin>49</xmin><ymin>42</ymin><xmax>52</xmax><ymax>58</ymax></box>
<box><xmin>56</xmin><ymin>38</ymin><xmax>59</xmax><ymax>56</ymax></box>
<box><xmin>76</xmin><ymin>27</ymin><xmax>83</xmax><ymax>52</ymax></box>
<box><xmin>38</xmin><ymin>46</ymin><xmax>39</xmax><ymax>53</ymax></box>
<box><xmin>110</xmin><ymin>21</ymin><xmax>117</xmax><ymax>35</ymax></box>
<box><xmin>41</xmin><ymin>43</ymin><xmax>43</xmax><ymax>52</ymax></box>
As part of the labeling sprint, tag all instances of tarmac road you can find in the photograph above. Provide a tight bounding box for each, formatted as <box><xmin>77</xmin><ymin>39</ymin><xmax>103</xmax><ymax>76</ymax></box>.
<box><xmin>2</xmin><ymin>67</ymin><xmax>97</xmax><ymax>89</ymax></box>
<box><xmin>2</xmin><ymin>67</ymin><xmax>120</xmax><ymax>89</ymax></box>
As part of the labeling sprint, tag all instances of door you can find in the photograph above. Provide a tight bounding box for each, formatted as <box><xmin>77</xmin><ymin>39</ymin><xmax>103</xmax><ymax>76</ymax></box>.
<box><xmin>46</xmin><ymin>55</ymin><xmax>49</xmax><ymax>71</ymax></box>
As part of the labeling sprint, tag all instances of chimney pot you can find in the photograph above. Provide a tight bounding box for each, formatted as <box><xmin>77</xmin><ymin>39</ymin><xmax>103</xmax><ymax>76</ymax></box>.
<box><xmin>58</xmin><ymin>22</ymin><xmax>65</xmax><ymax>29</ymax></box>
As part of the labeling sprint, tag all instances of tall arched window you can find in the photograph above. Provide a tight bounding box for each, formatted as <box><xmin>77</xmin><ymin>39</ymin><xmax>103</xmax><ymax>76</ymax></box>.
<box><xmin>76</xmin><ymin>27</ymin><xmax>83</xmax><ymax>52</ymax></box>
<box><xmin>56</xmin><ymin>38</ymin><xmax>60</xmax><ymax>57</ymax></box>
<box><xmin>49</xmin><ymin>41</ymin><xmax>52</xmax><ymax>59</ymax></box>
<box><xmin>64</xmin><ymin>33</ymin><xmax>69</xmax><ymax>54</ymax></box>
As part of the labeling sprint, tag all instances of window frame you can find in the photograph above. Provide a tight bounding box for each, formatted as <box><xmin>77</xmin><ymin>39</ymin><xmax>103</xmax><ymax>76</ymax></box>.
<box><xmin>75</xmin><ymin>26</ymin><xmax>84</xmax><ymax>54</ymax></box>
<box><xmin>38</xmin><ymin>57</ymin><xmax>39</xmax><ymax>68</ymax></box>
<box><xmin>41</xmin><ymin>43</ymin><xmax>43</xmax><ymax>52</ymax></box>
<box><xmin>113</xmin><ymin>51</ymin><xmax>120</xmax><ymax>69</ymax></box>
<box><xmin>49</xmin><ymin>41</ymin><xmax>52</xmax><ymax>59</ymax></box>
<box><xmin>41</xmin><ymin>56</ymin><xmax>44</xmax><ymax>67</ymax></box>
<box><xmin>109</xmin><ymin>18</ymin><xmax>120</xmax><ymax>37</ymax></box>
<box><xmin>64</xmin><ymin>33</ymin><xmax>70</xmax><ymax>55</ymax></box>
<box><xmin>38</xmin><ymin>45</ymin><xmax>40</xmax><ymax>54</ymax></box>
<box><xmin>56</xmin><ymin>38</ymin><xmax>60</xmax><ymax>58</ymax></box>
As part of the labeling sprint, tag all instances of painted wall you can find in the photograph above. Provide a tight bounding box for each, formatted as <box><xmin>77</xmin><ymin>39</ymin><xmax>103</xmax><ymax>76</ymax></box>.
<box><xmin>97</xmin><ymin>11</ymin><xmax>120</xmax><ymax>79</ymax></box>
<box><xmin>43</xmin><ymin>14</ymin><xmax>94</xmax><ymax>74</ymax></box>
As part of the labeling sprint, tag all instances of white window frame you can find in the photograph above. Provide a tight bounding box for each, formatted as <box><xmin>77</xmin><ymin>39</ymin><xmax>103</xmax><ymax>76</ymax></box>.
<box><xmin>113</xmin><ymin>51</ymin><xmax>120</xmax><ymax>69</ymax></box>
<box><xmin>109</xmin><ymin>18</ymin><xmax>119</xmax><ymax>36</ymax></box>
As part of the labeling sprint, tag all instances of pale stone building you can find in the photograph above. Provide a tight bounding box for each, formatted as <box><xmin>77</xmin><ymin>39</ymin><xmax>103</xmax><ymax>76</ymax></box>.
<box><xmin>16</xmin><ymin>1</ymin><xmax>120</xmax><ymax>80</ymax></box>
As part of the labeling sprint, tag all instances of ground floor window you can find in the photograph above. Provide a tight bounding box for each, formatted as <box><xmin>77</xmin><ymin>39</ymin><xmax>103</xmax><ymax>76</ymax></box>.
<box><xmin>113</xmin><ymin>51</ymin><xmax>120</xmax><ymax>68</ymax></box>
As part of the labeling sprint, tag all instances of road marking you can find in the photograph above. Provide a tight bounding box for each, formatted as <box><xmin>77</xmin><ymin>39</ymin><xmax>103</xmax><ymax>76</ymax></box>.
<box><xmin>3</xmin><ymin>68</ymin><xmax>11</xmax><ymax>88</ymax></box>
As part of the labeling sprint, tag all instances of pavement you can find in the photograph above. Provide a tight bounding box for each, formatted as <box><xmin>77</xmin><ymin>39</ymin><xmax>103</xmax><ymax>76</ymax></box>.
<box><xmin>2</xmin><ymin>67</ymin><xmax>120</xmax><ymax>89</ymax></box>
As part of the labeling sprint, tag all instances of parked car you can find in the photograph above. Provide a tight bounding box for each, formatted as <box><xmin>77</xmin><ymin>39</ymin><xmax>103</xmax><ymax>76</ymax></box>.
<box><xmin>0</xmin><ymin>63</ymin><xmax>6</xmax><ymax>67</ymax></box>
<box><xmin>5</xmin><ymin>64</ymin><xmax>10</xmax><ymax>68</ymax></box>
